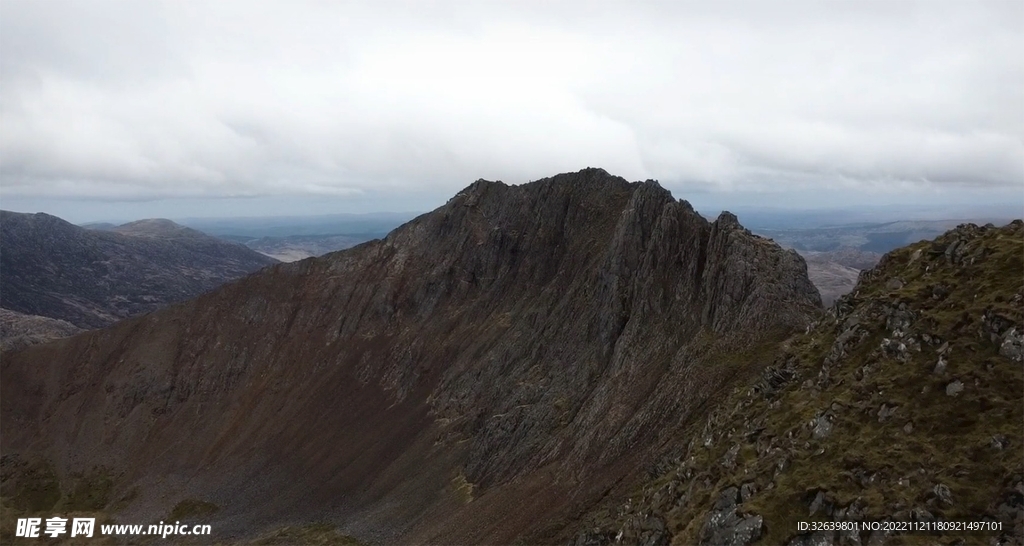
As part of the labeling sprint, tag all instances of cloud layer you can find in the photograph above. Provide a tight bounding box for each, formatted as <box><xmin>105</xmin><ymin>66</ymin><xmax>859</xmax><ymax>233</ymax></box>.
<box><xmin>2</xmin><ymin>0</ymin><xmax>1022</xmax><ymax>204</ymax></box>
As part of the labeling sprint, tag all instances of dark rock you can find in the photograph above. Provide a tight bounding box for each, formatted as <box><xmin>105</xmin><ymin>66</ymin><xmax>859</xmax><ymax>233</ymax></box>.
<box><xmin>740</xmin><ymin>482</ymin><xmax>757</xmax><ymax>502</ymax></box>
<box><xmin>911</xmin><ymin>507</ymin><xmax>934</xmax><ymax>522</ymax></box>
<box><xmin>700</xmin><ymin>487</ymin><xmax>764</xmax><ymax>546</ymax></box>
<box><xmin>722</xmin><ymin>445</ymin><xmax>741</xmax><ymax>469</ymax></box>
<box><xmin>812</xmin><ymin>414</ymin><xmax>833</xmax><ymax>439</ymax></box>
<box><xmin>757</xmin><ymin>364</ymin><xmax>796</xmax><ymax>396</ymax></box>
<box><xmin>570</xmin><ymin>529</ymin><xmax>617</xmax><ymax>546</ymax></box>
<box><xmin>1000</xmin><ymin>328</ymin><xmax>1023</xmax><ymax>362</ymax></box>
<box><xmin>808</xmin><ymin>490</ymin><xmax>834</xmax><ymax>517</ymax></box>
<box><xmin>877</xmin><ymin>404</ymin><xmax>898</xmax><ymax>423</ymax></box>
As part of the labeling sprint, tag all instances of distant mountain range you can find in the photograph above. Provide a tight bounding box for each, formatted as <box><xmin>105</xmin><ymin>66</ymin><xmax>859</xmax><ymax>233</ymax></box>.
<box><xmin>181</xmin><ymin>211</ymin><xmax>415</xmax><ymax>238</ymax></box>
<box><xmin>181</xmin><ymin>212</ymin><xmax>413</xmax><ymax>262</ymax></box>
<box><xmin>754</xmin><ymin>218</ymin><xmax>1016</xmax><ymax>254</ymax></box>
<box><xmin>0</xmin><ymin>211</ymin><xmax>277</xmax><ymax>347</ymax></box>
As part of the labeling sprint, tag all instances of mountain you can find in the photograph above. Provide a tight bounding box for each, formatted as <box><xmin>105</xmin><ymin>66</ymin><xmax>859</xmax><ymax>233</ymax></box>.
<box><xmin>0</xmin><ymin>169</ymin><xmax>821</xmax><ymax>544</ymax></box>
<box><xmin>572</xmin><ymin>220</ymin><xmax>1023</xmax><ymax>545</ymax></box>
<box><xmin>0</xmin><ymin>211</ymin><xmax>278</xmax><ymax>332</ymax></box>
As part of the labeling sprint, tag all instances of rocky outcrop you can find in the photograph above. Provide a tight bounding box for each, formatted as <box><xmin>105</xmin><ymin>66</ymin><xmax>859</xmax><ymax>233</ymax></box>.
<box><xmin>575</xmin><ymin>220</ymin><xmax>1023</xmax><ymax>545</ymax></box>
<box><xmin>0</xmin><ymin>308</ymin><xmax>83</xmax><ymax>352</ymax></box>
<box><xmin>1</xmin><ymin>169</ymin><xmax>819</xmax><ymax>545</ymax></box>
<box><xmin>699</xmin><ymin>487</ymin><xmax>763</xmax><ymax>546</ymax></box>
<box><xmin>0</xmin><ymin>211</ymin><xmax>278</xmax><ymax>330</ymax></box>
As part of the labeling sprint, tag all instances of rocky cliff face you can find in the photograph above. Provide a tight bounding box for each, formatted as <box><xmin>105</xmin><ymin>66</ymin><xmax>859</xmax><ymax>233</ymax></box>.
<box><xmin>1</xmin><ymin>169</ymin><xmax>820</xmax><ymax>544</ymax></box>
<box><xmin>0</xmin><ymin>211</ymin><xmax>278</xmax><ymax>331</ymax></box>
<box><xmin>572</xmin><ymin>220</ymin><xmax>1023</xmax><ymax>546</ymax></box>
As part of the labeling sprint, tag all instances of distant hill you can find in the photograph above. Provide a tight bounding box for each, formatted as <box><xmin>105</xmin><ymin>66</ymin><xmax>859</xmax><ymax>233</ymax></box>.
<box><xmin>177</xmin><ymin>213</ymin><xmax>415</xmax><ymax>262</ymax></box>
<box><xmin>0</xmin><ymin>308</ymin><xmax>83</xmax><ymax>353</ymax></box>
<box><xmin>183</xmin><ymin>211</ymin><xmax>414</xmax><ymax>238</ymax></box>
<box><xmin>0</xmin><ymin>211</ymin><xmax>278</xmax><ymax>335</ymax></box>
<box><xmin>754</xmin><ymin>219</ymin><xmax>1015</xmax><ymax>254</ymax></box>
<box><xmin>110</xmin><ymin>218</ymin><xmax>207</xmax><ymax>238</ymax></box>
<box><xmin>80</xmin><ymin>221</ymin><xmax>117</xmax><ymax>231</ymax></box>
<box><xmin>238</xmin><ymin>233</ymin><xmax>382</xmax><ymax>262</ymax></box>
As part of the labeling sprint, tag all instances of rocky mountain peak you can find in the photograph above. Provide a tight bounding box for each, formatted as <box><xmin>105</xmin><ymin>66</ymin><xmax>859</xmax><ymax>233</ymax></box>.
<box><xmin>2</xmin><ymin>170</ymin><xmax>823</xmax><ymax>545</ymax></box>
<box><xmin>715</xmin><ymin>210</ymin><xmax>741</xmax><ymax>229</ymax></box>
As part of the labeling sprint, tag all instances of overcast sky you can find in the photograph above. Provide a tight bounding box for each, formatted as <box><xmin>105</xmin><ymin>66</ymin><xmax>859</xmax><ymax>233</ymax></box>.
<box><xmin>1</xmin><ymin>0</ymin><xmax>1022</xmax><ymax>222</ymax></box>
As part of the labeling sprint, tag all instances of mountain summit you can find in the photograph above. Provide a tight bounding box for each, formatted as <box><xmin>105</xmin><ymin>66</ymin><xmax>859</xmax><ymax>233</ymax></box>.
<box><xmin>2</xmin><ymin>169</ymin><xmax>822</xmax><ymax>543</ymax></box>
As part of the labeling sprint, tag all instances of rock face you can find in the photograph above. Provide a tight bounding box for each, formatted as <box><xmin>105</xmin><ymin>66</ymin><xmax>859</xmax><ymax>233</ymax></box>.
<box><xmin>578</xmin><ymin>220</ymin><xmax>1023</xmax><ymax>546</ymax></box>
<box><xmin>700</xmin><ymin>487</ymin><xmax>764</xmax><ymax>546</ymax></box>
<box><xmin>0</xmin><ymin>169</ymin><xmax>820</xmax><ymax>544</ymax></box>
<box><xmin>0</xmin><ymin>211</ymin><xmax>278</xmax><ymax>331</ymax></box>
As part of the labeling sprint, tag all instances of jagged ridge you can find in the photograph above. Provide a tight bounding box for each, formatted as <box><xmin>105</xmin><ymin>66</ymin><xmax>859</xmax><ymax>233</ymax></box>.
<box><xmin>1</xmin><ymin>169</ymin><xmax>820</xmax><ymax>544</ymax></box>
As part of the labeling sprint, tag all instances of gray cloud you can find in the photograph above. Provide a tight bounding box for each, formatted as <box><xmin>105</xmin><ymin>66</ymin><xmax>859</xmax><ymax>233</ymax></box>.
<box><xmin>1</xmin><ymin>0</ymin><xmax>1021</xmax><ymax>208</ymax></box>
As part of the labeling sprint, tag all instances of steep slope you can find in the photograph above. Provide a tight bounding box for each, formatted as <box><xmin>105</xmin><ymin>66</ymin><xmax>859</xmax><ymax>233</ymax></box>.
<box><xmin>0</xmin><ymin>169</ymin><xmax>820</xmax><ymax>544</ymax></box>
<box><xmin>573</xmin><ymin>220</ymin><xmax>1023</xmax><ymax>545</ymax></box>
<box><xmin>0</xmin><ymin>211</ymin><xmax>278</xmax><ymax>330</ymax></box>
